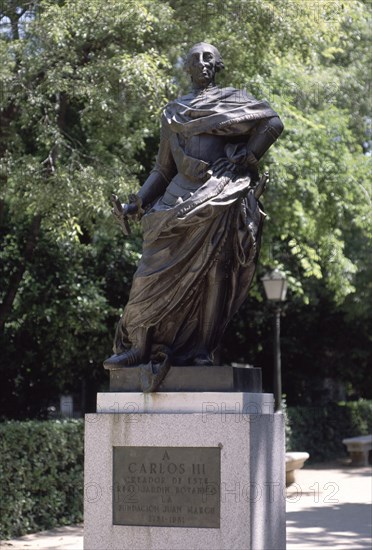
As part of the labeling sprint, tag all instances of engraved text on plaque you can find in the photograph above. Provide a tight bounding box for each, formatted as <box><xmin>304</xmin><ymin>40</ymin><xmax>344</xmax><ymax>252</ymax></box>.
<box><xmin>113</xmin><ymin>446</ymin><xmax>221</xmax><ymax>528</ymax></box>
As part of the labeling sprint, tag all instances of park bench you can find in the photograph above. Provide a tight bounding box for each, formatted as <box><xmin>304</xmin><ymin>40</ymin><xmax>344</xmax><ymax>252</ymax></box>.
<box><xmin>285</xmin><ymin>452</ymin><xmax>310</xmax><ymax>486</ymax></box>
<box><xmin>342</xmin><ymin>434</ymin><xmax>372</xmax><ymax>466</ymax></box>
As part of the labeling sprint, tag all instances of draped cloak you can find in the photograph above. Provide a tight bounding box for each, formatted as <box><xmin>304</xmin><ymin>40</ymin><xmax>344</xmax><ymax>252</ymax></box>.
<box><xmin>114</xmin><ymin>86</ymin><xmax>278</xmax><ymax>365</ymax></box>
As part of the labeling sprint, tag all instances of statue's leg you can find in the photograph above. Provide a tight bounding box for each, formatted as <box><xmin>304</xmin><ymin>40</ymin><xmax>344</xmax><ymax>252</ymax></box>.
<box><xmin>194</xmin><ymin>253</ymin><xmax>231</xmax><ymax>365</ymax></box>
<box><xmin>103</xmin><ymin>325</ymin><xmax>151</xmax><ymax>368</ymax></box>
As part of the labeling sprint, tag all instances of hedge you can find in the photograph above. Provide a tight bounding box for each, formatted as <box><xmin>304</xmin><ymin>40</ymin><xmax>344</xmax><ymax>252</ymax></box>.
<box><xmin>286</xmin><ymin>399</ymin><xmax>372</xmax><ymax>463</ymax></box>
<box><xmin>0</xmin><ymin>419</ymin><xmax>84</xmax><ymax>539</ymax></box>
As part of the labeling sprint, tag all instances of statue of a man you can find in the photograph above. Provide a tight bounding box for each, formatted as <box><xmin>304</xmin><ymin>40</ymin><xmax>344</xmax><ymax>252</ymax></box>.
<box><xmin>104</xmin><ymin>42</ymin><xmax>283</xmax><ymax>386</ymax></box>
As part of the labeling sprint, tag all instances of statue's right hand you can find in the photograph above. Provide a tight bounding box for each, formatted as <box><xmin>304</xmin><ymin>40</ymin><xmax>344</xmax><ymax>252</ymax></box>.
<box><xmin>111</xmin><ymin>194</ymin><xmax>139</xmax><ymax>220</ymax></box>
<box><xmin>122</xmin><ymin>202</ymin><xmax>139</xmax><ymax>217</ymax></box>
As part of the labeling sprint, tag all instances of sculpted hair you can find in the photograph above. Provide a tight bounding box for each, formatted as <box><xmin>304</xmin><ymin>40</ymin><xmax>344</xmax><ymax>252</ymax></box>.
<box><xmin>184</xmin><ymin>42</ymin><xmax>225</xmax><ymax>73</ymax></box>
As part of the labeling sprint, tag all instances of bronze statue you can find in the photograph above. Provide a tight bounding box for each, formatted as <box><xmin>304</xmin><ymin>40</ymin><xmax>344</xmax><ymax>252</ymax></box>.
<box><xmin>104</xmin><ymin>42</ymin><xmax>283</xmax><ymax>390</ymax></box>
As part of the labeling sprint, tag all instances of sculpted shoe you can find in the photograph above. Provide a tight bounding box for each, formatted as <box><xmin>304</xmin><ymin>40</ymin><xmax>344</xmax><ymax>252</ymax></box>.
<box><xmin>103</xmin><ymin>348</ymin><xmax>143</xmax><ymax>369</ymax></box>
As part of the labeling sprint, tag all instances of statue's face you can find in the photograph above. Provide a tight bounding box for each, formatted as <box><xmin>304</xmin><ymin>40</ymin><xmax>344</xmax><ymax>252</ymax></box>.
<box><xmin>187</xmin><ymin>44</ymin><xmax>217</xmax><ymax>89</ymax></box>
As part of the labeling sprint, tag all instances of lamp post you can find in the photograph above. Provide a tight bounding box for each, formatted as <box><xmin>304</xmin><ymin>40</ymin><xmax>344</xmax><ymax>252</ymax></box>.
<box><xmin>261</xmin><ymin>269</ymin><xmax>288</xmax><ymax>412</ymax></box>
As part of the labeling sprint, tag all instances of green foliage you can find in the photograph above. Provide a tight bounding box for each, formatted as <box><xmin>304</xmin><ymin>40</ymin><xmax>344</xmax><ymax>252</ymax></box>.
<box><xmin>1</xmin><ymin>0</ymin><xmax>176</xmax><ymax>238</ymax></box>
<box><xmin>0</xmin><ymin>419</ymin><xmax>84</xmax><ymax>539</ymax></box>
<box><xmin>286</xmin><ymin>400</ymin><xmax>372</xmax><ymax>462</ymax></box>
<box><xmin>0</xmin><ymin>222</ymin><xmax>142</xmax><ymax>418</ymax></box>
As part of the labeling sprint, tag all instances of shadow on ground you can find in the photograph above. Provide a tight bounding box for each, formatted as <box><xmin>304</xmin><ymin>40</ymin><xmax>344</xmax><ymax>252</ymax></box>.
<box><xmin>287</xmin><ymin>502</ymin><xmax>372</xmax><ymax>549</ymax></box>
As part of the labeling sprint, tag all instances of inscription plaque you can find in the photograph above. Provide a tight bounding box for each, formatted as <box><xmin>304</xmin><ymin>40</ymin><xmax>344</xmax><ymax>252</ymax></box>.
<box><xmin>113</xmin><ymin>446</ymin><xmax>221</xmax><ymax>528</ymax></box>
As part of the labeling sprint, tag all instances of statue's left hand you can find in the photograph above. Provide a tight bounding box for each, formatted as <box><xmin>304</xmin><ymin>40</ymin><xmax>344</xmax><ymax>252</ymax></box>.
<box><xmin>211</xmin><ymin>157</ymin><xmax>240</xmax><ymax>177</ymax></box>
<box><xmin>212</xmin><ymin>152</ymin><xmax>259</xmax><ymax>182</ymax></box>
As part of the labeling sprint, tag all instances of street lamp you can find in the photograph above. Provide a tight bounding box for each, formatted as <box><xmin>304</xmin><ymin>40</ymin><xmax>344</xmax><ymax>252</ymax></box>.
<box><xmin>261</xmin><ymin>269</ymin><xmax>288</xmax><ymax>412</ymax></box>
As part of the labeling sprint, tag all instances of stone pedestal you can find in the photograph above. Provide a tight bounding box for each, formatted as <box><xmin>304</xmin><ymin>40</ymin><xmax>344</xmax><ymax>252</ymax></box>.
<box><xmin>84</xmin><ymin>392</ymin><xmax>285</xmax><ymax>550</ymax></box>
<box><xmin>108</xmin><ymin>364</ymin><xmax>262</xmax><ymax>393</ymax></box>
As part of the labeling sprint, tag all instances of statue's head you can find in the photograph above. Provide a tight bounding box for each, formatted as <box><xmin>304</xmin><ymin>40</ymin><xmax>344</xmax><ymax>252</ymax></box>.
<box><xmin>184</xmin><ymin>42</ymin><xmax>224</xmax><ymax>89</ymax></box>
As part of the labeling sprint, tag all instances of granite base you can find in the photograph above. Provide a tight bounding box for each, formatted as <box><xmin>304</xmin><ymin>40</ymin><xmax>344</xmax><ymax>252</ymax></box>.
<box><xmin>84</xmin><ymin>393</ymin><xmax>285</xmax><ymax>550</ymax></box>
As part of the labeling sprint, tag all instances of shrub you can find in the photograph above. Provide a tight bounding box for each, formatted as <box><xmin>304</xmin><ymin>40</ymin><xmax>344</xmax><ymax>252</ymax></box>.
<box><xmin>286</xmin><ymin>399</ymin><xmax>372</xmax><ymax>462</ymax></box>
<box><xmin>0</xmin><ymin>419</ymin><xmax>84</xmax><ymax>539</ymax></box>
